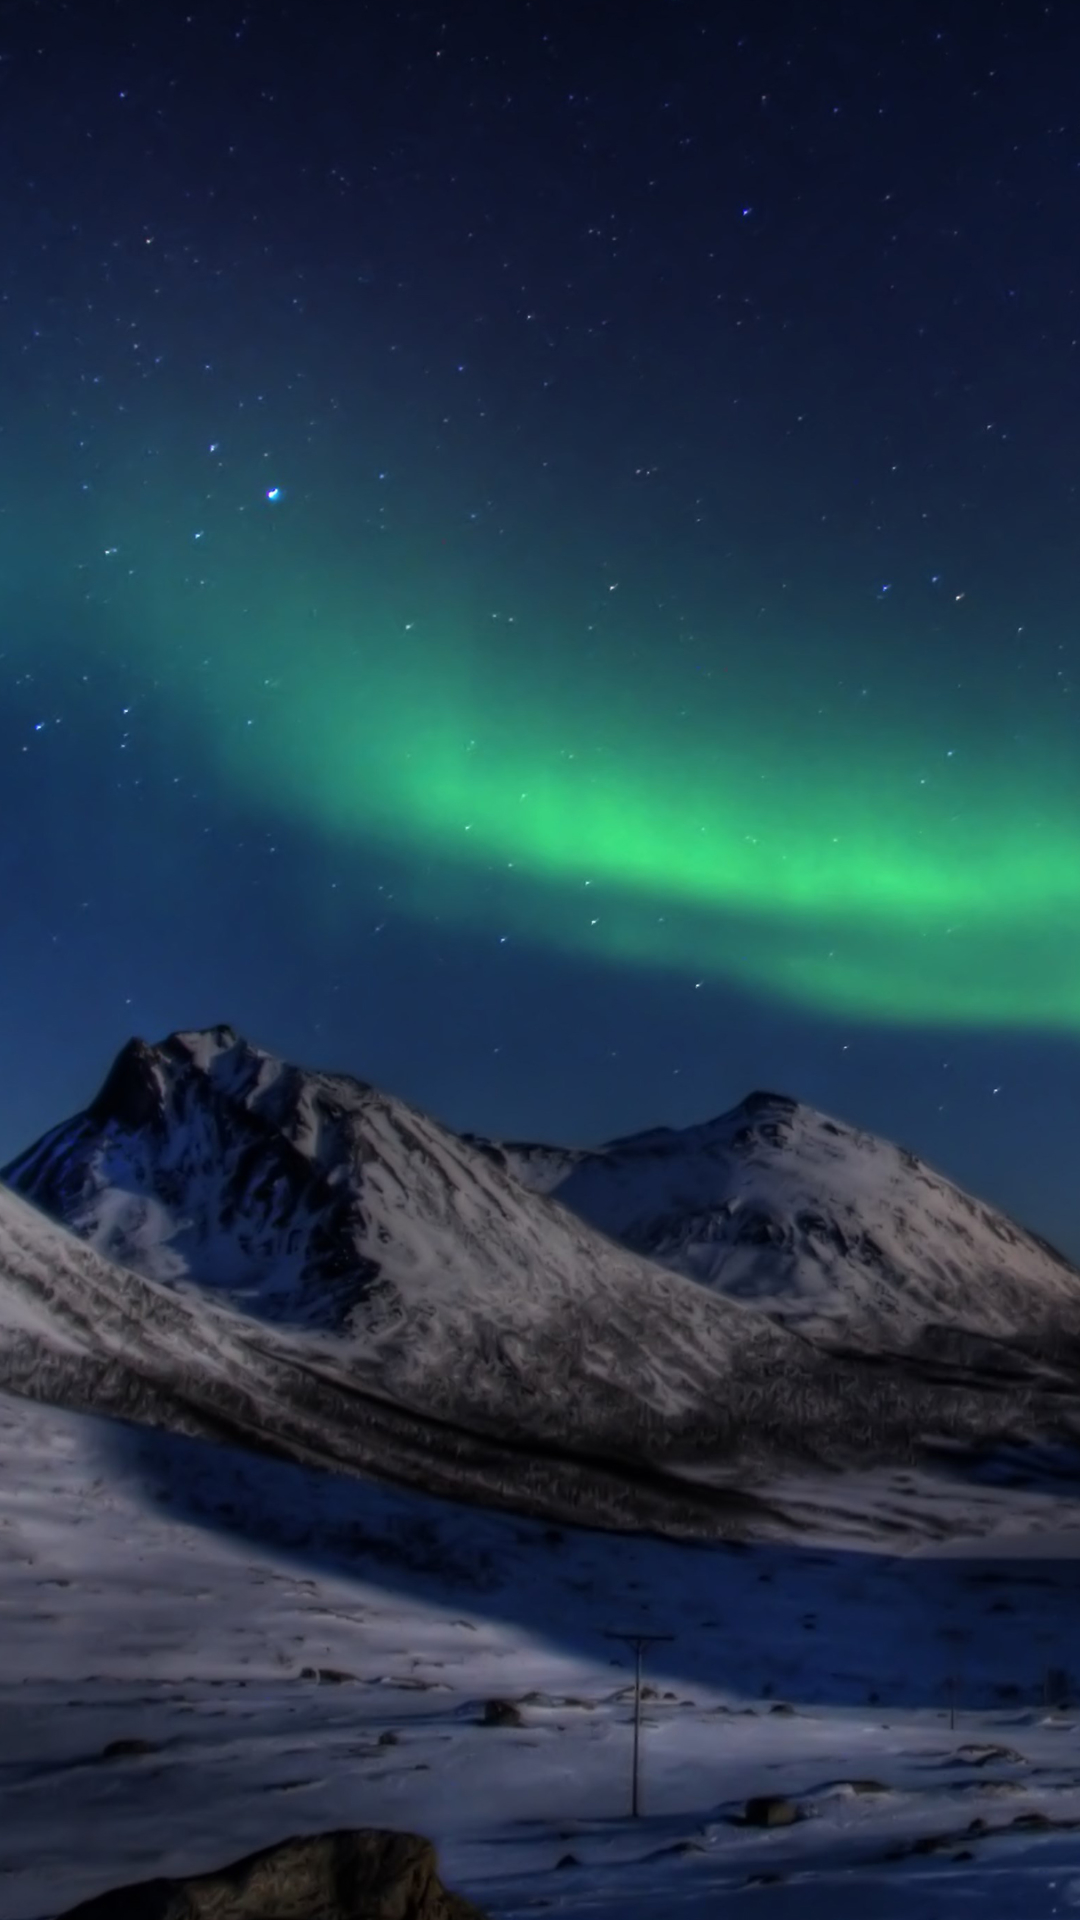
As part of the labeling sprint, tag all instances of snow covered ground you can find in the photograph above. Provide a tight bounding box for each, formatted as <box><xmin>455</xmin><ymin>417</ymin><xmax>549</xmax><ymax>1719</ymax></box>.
<box><xmin>6</xmin><ymin>1392</ymin><xmax>1080</xmax><ymax>1916</ymax></box>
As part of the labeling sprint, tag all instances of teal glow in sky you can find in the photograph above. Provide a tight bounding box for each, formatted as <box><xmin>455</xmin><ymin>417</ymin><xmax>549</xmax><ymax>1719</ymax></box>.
<box><xmin>4</xmin><ymin>0</ymin><xmax>1080</xmax><ymax>1259</ymax></box>
<box><xmin>127</xmin><ymin>555</ymin><xmax>1080</xmax><ymax>1032</ymax></box>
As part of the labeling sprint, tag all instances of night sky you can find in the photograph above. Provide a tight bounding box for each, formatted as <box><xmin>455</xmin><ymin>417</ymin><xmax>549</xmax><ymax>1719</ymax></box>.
<box><xmin>4</xmin><ymin>1</ymin><xmax>1080</xmax><ymax>1253</ymax></box>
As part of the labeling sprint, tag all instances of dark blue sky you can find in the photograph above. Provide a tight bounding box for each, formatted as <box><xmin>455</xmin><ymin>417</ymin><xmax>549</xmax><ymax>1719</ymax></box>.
<box><xmin>4</xmin><ymin>0</ymin><xmax>1080</xmax><ymax>1257</ymax></box>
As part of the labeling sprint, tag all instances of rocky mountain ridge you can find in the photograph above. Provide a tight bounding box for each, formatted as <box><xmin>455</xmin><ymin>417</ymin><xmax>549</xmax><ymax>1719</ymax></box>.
<box><xmin>483</xmin><ymin>1091</ymin><xmax>1080</xmax><ymax>1346</ymax></box>
<box><xmin>3</xmin><ymin>1025</ymin><xmax>1080</xmax><ymax>1538</ymax></box>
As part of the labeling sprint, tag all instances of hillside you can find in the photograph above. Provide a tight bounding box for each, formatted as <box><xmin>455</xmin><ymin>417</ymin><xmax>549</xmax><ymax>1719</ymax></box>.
<box><xmin>5</xmin><ymin>1027</ymin><xmax>1080</xmax><ymax>1532</ymax></box>
<box><xmin>488</xmin><ymin>1092</ymin><xmax>1080</xmax><ymax>1349</ymax></box>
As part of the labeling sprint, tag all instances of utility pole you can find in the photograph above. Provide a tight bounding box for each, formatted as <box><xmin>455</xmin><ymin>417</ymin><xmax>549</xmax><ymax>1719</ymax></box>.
<box><xmin>942</xmin><ymin>1627</ymin><xmax>966</xmax><ymax>1734</ymax></box>
<box><xmin>603</xmin><ymin>1630</ymin><xmax>674</xmax><ymax>1819</ymax></box>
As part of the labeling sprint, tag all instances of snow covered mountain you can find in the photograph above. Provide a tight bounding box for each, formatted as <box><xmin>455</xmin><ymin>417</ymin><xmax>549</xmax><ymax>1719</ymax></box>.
<box><xmin>486</xmin><ymin>1092</ymin><xmax>1080</xmax><ymax>1350</ymax></box>
<box><xmin>0</xmin><ymin>1175</ymin><xmax>785</xmax><ymax>1539</ymax></box>
<box><xmin>1</xmin><ymin>1027</ymin><xmax>846</xmax><ymax>1531</ymax></box>
<box><xmin>5</xmin><ymin>1025</ymin><xmax>1080</xmax><ymax>1535</ymax></box>
<box><xmin>2</xmin><ymin>1027</ymin><xmax>800</xmax><ymax>1436</ymax></box>
<box><xmin>0</xmin><ymin>1175</ymin><xmax>316</xmax><ymax>1455</ymax></box>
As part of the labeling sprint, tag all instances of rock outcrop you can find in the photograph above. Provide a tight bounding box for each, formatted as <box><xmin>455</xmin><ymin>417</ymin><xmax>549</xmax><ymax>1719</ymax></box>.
<box><xmin>56</xmin><ymin>1829</ymin><xmax>487</xmax><ymax>1920</ymax></box>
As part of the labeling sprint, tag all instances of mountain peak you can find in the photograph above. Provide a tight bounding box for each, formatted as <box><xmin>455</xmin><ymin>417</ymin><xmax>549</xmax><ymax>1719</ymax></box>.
<box><xmin>7</xmin><ymin>1024</ymin><xmax>1080</xmax><ymax>1535</ymax></box>
<box><xmin>499</xmin><ymin>1088</ymin><xmax>1080</xmax><ymax>1343</ymax></box>
<box><xmin>89</xmin><ymin>1036</ymin><xmax>167</xmax><ymax>1131</ymax></box>
<box><xmin>173</xmin><ymin>1021</ymin><xmax>243</xmax><ymax>1059</ymax></box>
<box><xmin>736</xmin><ymin>1089</ymin><xmax>801</xmax><ymax>1117</ymax></box>
<box><xmin>9</xmin><ymin>1023</ymin><xmax>1080</xmax><ymax>1361</ymax></box>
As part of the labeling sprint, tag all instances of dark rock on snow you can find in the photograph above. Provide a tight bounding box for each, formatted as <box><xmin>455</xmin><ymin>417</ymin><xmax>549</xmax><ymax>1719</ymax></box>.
<box><xmin>743</xmin><ymin>1795</ymin><xmax>801</xmax><ymax>1828</ymax></box>
<box><xmin>480</xmin><ymin>1698</ymin><xmax>523</xmax><ymax>1727</ymax></box>
<box><xmin>55</xmin><ymin>1829</ymin><xmax>486</xmax><ymax>1920</ymax></box>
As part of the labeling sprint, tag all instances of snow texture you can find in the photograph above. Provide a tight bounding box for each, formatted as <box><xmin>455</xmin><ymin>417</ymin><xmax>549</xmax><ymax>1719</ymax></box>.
<box><xmin>6</xmin><ymin>1028</ymin><xmax>1080</xmax><ymax>1540</ymax></box>
<box><xmin>489</xmin><ymin>1090</ymin><xmax>1080</xmax><ymax>1346</ymax></box>
<box><xmin>5</xmin><ymin>1388</ymin><xmax>1080</xmax><ymax>1919</ymax></box>
<box><xmin>7</xmin><ymin>1031</ymin><xmax>1080</xmax><ymax>1912</ymax></box>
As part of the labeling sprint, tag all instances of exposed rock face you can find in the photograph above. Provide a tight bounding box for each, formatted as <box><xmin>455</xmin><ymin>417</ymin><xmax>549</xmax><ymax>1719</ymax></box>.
<box><xmin>55</xmin><ymin>1828</ymin><xmax>487</xmax><ymax>1920</ymax></box>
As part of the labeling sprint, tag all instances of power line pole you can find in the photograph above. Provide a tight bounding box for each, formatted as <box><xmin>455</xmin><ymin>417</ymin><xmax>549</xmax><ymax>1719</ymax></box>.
<box><xmin>603</xmin><ymin>1630</ymin><xmax>674</xmax><ymax>1819</ymax></box>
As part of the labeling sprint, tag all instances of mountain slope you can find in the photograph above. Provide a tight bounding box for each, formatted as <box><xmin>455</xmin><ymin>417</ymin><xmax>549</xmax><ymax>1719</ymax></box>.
<box><xmin>485</xmin><ymin>1092</ymin><xmax>1080</xmax><ymax>1349</ymax></box>
<box><xmin>7</xmin><ymin>1027</ymin><xmax>1080</xmax><ymax>1530</ymax></box>
<box><xmin>5</xmin><ymin>1029</ymin><xmax>865</xmax><ymax>1527</ymax></box>
<box><xmin>0</xmin><ymin>1177</ymin><xmax>798</xmax><ymax>1539</ymax></box>
<box><xmin>0</xmin><ymin>1175</ymin><xmax>287</xmax><ymax>1443</ymax></box>
<box><xmin>2</xmin><ymin>1028</ymin><xmax>802</xmax><ymax>1445</ymax></box>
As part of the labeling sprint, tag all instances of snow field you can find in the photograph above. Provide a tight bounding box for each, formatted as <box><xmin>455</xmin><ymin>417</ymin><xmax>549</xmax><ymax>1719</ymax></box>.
<box><xmin>6</xmin><ymin>1392</ymin><xmax>1080</xmax><ymax>1917</ymax></box>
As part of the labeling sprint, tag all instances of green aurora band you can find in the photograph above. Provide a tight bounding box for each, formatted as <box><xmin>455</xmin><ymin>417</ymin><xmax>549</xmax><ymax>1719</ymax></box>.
<box><xmin>153</xmin><ymin>570</ymin><xmax>1080</xmax><ymax>1034</ymax></box>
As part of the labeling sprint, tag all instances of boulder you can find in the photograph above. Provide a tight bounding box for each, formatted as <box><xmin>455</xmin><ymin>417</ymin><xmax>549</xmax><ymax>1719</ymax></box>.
<box><xmin>55</xmin><ymin>1829</ymin><xmax>487</xmax><ymax>1920</ymax></box>
<box><xmin>954</xmin><ymin>1743</ymin><xmax>1024</xmax><ymax>1767</ymax></box>
<box><xmin>480</xmin><ymin>1699</ymin><xmax>522</xmax><ymax>1727</ymax></box>
<box><xmin>743</xmin><ymin>1796</ymin><xmax>800</xmax><ymax>1828</ymax></box>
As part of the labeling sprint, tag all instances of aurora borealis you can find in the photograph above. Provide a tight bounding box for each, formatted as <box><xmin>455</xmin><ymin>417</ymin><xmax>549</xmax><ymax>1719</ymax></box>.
<box><xmin>4</xmin><ymin>2</ymin><xmax>1080</xmax><ymax>1251</ymax></box>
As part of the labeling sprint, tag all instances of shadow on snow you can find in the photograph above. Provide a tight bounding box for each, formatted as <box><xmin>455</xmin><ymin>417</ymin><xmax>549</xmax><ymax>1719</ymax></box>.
<box><xmin>97</xmin><ymin>1413</ymin><xmax>1080</xmax><ymax>1719</ymax></box>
